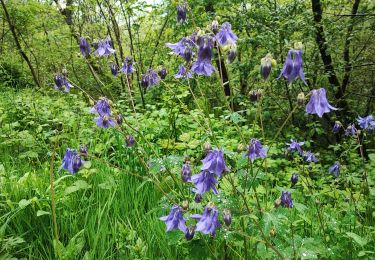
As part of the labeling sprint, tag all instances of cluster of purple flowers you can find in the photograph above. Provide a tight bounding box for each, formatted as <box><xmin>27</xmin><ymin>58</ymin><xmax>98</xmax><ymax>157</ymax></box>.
<box><xmin>141</xmin><ymin>68</ymin><xmax>160</xmax><ymax>89</ymax></box>
<box><xmin>54</xmin><ymin>73</ymin><xmax>71</xmax><ymax>92</ymax></box>
<box><xmin>331</xmin><ymin>114</ymin><xmax>374</xmax><ymax>136</ymax></box>
<box><xmin>160</xmin><ymin>204</ymin><xmax>227</xmax><ymax>238</ymax></box>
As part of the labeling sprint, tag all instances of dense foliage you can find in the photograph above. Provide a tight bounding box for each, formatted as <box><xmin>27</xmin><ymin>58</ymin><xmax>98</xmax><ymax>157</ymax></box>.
<box><xmin>0</xmin><ymin>0</ymin><xmax>374</xmax><ymax>259</ymax></box>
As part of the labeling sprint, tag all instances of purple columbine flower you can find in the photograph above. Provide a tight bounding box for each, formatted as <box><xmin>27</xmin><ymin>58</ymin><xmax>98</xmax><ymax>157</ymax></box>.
<box><xmin>79</xmin><ymin>37</ymin><xmax>91</xmax><ymax>57</ymax></box>
<box><xmin>291</xmin><ymin>173</ymin><xmax>298</xmax><ymax>185</ymax></box>
<box><xmin>305</xmin><ymin>88</ymin><xmax>337</xmax><ymax>118</ymax></box>
<box><xmin>181</xmin><ymin>162</ymin><xmax>192</xmax><ymax>182</ymax></box>
<box><xmin>95</xmin><ymin>115</ymin><xmax>116</xmax><ymax>128</ymax></box>
<box><xmin>333</xmin><ymin>121</ymin><xmax>343</xmax><ymax>133</ymax></box>
<box><xmin>160</xmin><ymin>205</ymin><xmax>187</xmax><ymax>233</ymax></box>
<box><xmin>110</xmin><ymin>63</ymin><xmax>119</xmax><ymax>76</ymax></box>
<box><xmin>245</xmin><ymin>138</ymin><xmax>267</xmax><ymax>162</ymax></box>
<box><xmin>191</xmin><ymin>170</ymin><xmax>218</xmax><ymax>195</ymax></box>
<box><xmin>286</xmin><ymin>139</ymin><xmax>304</xmax><ymax>155</ymax></box>
<box><xmin>260</xmin><ymin>53</ymin><xmax>273</xmax><ymax>80</ymax></box>
<box><xmin>303</xmin><ymin>151</ymin><xmax>317</xmax><ymax>163</ymax></box>
<box><xmin>54</xmin><ymin>74</ymin><xmax>71</xmax><ymax>92</ymax></box>
<box><xmin>59</xmin><ymin>148</ymin><xmax>84</xmax><ymax>175</ymax></box>
<box><xmin>120</xmin><ymin>56</ymin><xmax>135</xmax><ymax>75</ymax></box>
<box><xmin>94</xmin><ymin>37</ymin><xmax>115</xmax><ymax>57</ymax></box>
<box><xmin>116</xmin><ymin>114</ymin><xmax>123</xmax><ymax>125</ymax></box>
<box><xmin>329</xmin><ymin>162</ymin><xmax>341</xmax><ymax>177</ymax></box>
<box><xmin>216</xmin><ymin>22</ymin><xmax>238</xmax><ymax>46</ymax></box>
<box><xmin>141</xmin><ymin>68</ymin><xmax>160</xmax><ymax>89</ymax></box>
<box><xmin>176</xmin><ymin>3</ymin><xmax>187</xmax><ymax>23</ymax></box>
<box><xmin>280</xmin><ymin>191</ymin><xmax>293</xmax><ymax>208</ymax></box>
<box><xmin>158</xmin><ymin>67</ymin><xmax>167</xmax><ymax>79</ymax></box>
<box><xmin>191</xmin><ymin>36</ymin><xmax>216</xmax><ymax>76</ymax></box>
<box><xmin>90</xmin><ymin>97</ymin><xmax>111</xmax><ymax>117</ymax></box>
<box><xmin>345</xmin><ymin>124</ymin><xmax>357</xmax><ymax>136</ymax></box>
<box><xmin>249</xmin><ymin>89</ymin><xmax>262</xmax><ymax>102</ymax></box>
<box><xmin>191</xmin><ymin>205</ymin><xmax>221</xmax><ymax>236</ymax></box>
<box><xmin>201</xmin><ymin>149</ymin><xmax>229</xmax><ymax>177</ymax></box>
<box><xmin>125</xmin><ymin>134</ymin><xmax>136</xmax><ymax>147</ymax></box>
<box><xmin>165</xmin><ymin>37</ymin><xmax>194</xmax><ymax>62</ymax></box>
<box><xmin>194</xmin><ymin>193</ymin><xmax>202</xmax><ymax>203</ymax></box>
<box><xmin>175</xmin><ymin>65</ymin><xmax>193</xmax><ymax>79</ymax></box>
<box><xmin>357</xmin><ymin>115</ymin><xmax>375</xmax><ymax>130</ymax></box>
<box><xmin>277</xmin><ymin>49</ymin><xmax>306</xmax><ymax>85</ymax></box>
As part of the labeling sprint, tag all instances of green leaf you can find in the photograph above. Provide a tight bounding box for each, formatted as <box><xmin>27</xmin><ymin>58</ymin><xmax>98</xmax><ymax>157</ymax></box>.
<box><xmin>346</xmin><ymin>232</ymin><xmax>367</xmax><ymax>247</ymax></box>
<box><xmin>18</xmin><ymin>199</ymin><xmax>31</xmax><ymax>209</ymax></box>
<box><xmin>36</xmin><ymin>210</ymin><xmax>51</xmax><ymax>217</ymax></box>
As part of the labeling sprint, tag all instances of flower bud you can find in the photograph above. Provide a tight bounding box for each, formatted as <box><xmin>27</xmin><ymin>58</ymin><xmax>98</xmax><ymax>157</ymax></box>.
<box><xmin>194</xmin><ymin>193</ymin><xmax>202</xmax><ymax>203</ymax></box>
<box><xmin>79</xmin><ymin>144</ymin><xmax>88</xmax><ymax>156</ymax></box>
<box><xmin>237</xmin><ymin>143</ymin><xmax>246</xmax><ymax>153</ymax></box>
<box><xmin>203</xmin><ymin>142</ymin><xmax>212</xmax><ymax>155</ymax></box>
<box><xmin>62</xmin><ymin>68</ymin><xmax>68</xmax><ymax>77</ymax></box>
<box><xmin>274</xmin><ymin>198</ymin><xmax>281</xmax><ymax>208</ymax></box>
<box><xmin>211</xmin><ymin>19</ymin><xmax>219</xmax><ymax>34</ymax></box>
<box><xmin>227</xmin><ymin>45</ymin><xmax>237</xmax><ymax>64</ymax></box>
<box><xmin>116</xmin><ymin>114</ymin><xmax>123</xmax><ymax>125</ymax></box>
<box><xmin>249</xmin><ymin>89</ymin><xmax>262</xmax><ymax>102</ymax></box>
<box><xmin>291</xmin><ymin>173</ymin><xmax>298</xmax><ymax>185</ymax></box>
<box><xmin>223</xmin><ymin>209</ymin><xmax>232</xmax><ymax>226</ymax></box>
<box><xmin>110</xmin><ymin>63</ymin><xmax>119</xmax><ymax>76</ymax></box>
<box><xmin>297</xmin><ymin>92</ymin><xmax>305</xmax><ymax>106</ymax></box>
<box><xmin>260</xmin><ymin>53</ymin><xmax>273</xmax><ymax>80</ymax></box>
<box><xmin>185</xmin><ymin>226</ymin><xmax>196</xmax><ymax>240</ymax></box>
<box><xmin>181</xmin><ymin>162</ymin><xmax>191</xmax><ymax>182</ymax></box>
<box><xmin>126</xmin><ymin>134</ymin><xmax>135</xmax><ymax>147</ymax></box>
<box><xmin>158</xmin><ymin>67</ymin><xmax>167</xmax><ymax>79</ymax></box>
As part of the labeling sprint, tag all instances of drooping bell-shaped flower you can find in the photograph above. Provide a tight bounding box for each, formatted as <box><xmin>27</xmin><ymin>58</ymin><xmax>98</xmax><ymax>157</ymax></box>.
<box><xmin>357</xmin><ymin>115</ymin><xmax>375</xmax><ymax>130</ymax></box>
<box><xmin>194</xmin><ymin>193</ymin><xmax>202</xmax><ymax>203</ymax></box>
<box><xmin>303</xmin><ymin>151</ymin><xmax>317</xmax><ymax>163</ymax></box>
<box><xmin>201</xmin><ymin>149</ymin><xmax>229</xmax><ymax>177</ymax></box>
<box><xmin>191</xmin><ymin>170</ymin><xmax>218</xmax><ymax>195</ymax></box>
<box><xmin>165</xmin><ymin>37</ymin><xmax>194</xmax><ymax>62</ymax></box>
<box><xmin>54</xmin><ymin>73</ymin><xmax>71</xmax><ymax>92</ymax></box>
<box><xmin>291</xmin><ymin>173</ymin><xmax>298</xmax><ymax>185</ymax></box>
<box><xmin>216</xmin><ymin>22</ymin><xmax>238</xmax><ymax>46</ymax></box>
<box><xmin>277</xmin><ymin>47</ymin><xmax>307</xmax><ymax>85</ymax></box>
<box><xmin>176</xmin><ymin>3</ymin><xmax>187</xmax><ymax>23</ymax></box>
<box><xmin>245</xmin><ymin>138</ymin><xmax>267</xmax><ymax>162</ymax></box>
<box><xmin>260</xmin><ymin>53</ymin><xmax>274</xmax><ymax>80</ymax></box>
<box><xmin>160</xmin><ymin>205</ymin><xmax>187</xmax><ymax>233</ymax></box>
<box><xmin>280</xmin><ymin>191</ymin><xmax>293</xmax><ymax>208</ymax></box>
<box><xmin>286</xmin><ymin>139</ymin><xmax>304</xmax><ymax>155</ymax></box>
<box><xmin>158</xmin><ymin>67</ymin><xmax>167</xmax><ymax>79</ymax></box>
<box><xmin>59</xmin><ymin>148</ymin><xmax>84</xmax><ymax>175</ymax></box>
<box><xmin>305</xmin><ymin>88</ymin><xmax>337</xmax><ymax>117</ymax></box>
<box><xmin>115</xmin><ymin>114</ymin><xmax>123</xmax><ymax>125</ymax></box>
<box><xmin>191</xmin><ymin>205</ymin><xmax>221</xmax><ymax>236</ymax></box>
<box><xmin>110</xmin><ymin>63</ymin><xmax>119</xmax><ymax>76</ymax></box>
<box><xmin>181</xmin><ymin>162</ymin><xmax>192</xmax><ymax>182</ymax></box>
<box><xmin>120</xmin><ymin>56</ymin><xmax>135</xmax><ymax>75</ymax></box>
<box><xmin>90</xmin><ymin>97</ymin><xmax>111</xmax><ymax>116</ymax></box>
<box><xmin>329</xmin><ymin>162</ymin><xmax>341</xmax><ymax>177</ymax></box>
<box><xmin>333</xmin><ymin>121</ymin><xmax>343</xmax><ymax>133</ymax></box>
<box><xmin>94</xmin><ymin>115</ymin><xmax>116</xmax><ymax>128</ymax></box>
<box><xmin>79</xmin><ymin>37</ymin><xmax>91</xmax><ymax>57</ymax></box>
<box><xmin>191</xmin><ymin>36</ymin><xmax>216</xmax><ymax>76</ymax></box>
<box><xmin>175</xmin><ymin>65</ymin><xmax>193</xmax><ymax>79</ymax></box>
<box><xmin>345</xmin><ymin>124</ymin><xmax>357</xmax><ymax>136</ymax></box>
<box><xmin>94</xmin><ymin>37</ymin><xmax>115</xmax><ymax>57</ymax></box>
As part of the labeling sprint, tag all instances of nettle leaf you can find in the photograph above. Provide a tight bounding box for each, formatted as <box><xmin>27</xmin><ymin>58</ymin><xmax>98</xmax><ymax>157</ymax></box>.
<box><xmin>346</xmin><ymin>232</ymin><xmax>368</xmax><ymax>247</ymax></box>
